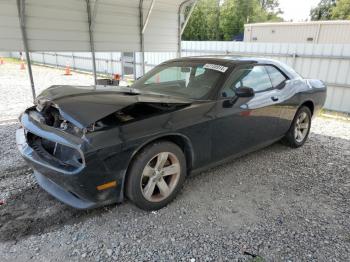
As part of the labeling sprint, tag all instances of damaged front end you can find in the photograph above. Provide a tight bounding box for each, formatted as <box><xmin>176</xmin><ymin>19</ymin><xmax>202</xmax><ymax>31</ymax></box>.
<box><xmin>18</xmin><ymin>106</ymin><xmax>86</xmax><ymax>174</ymax></box>
<box><xmin>16</xmin><ymin>85</ymin><xmax>192</xmax><ymax>209</ymax></box>
<box><xmin>17</xmin><ymin>106</ymin><xmax>103</xmax><ymax>209</ymax></box>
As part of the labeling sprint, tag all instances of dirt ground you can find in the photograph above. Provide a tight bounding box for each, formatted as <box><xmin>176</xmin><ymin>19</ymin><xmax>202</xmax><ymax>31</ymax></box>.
<box><xmin>0</xmin><ymin>61</ymin><xmax>349</xmax><ymax>261</ymax></box>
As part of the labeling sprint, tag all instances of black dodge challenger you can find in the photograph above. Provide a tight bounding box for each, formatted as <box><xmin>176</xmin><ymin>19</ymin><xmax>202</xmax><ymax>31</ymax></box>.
<box><xmin>16</xmin><ymin>57</ymin><xmax>327</xmax><ymax>210</ymax></box>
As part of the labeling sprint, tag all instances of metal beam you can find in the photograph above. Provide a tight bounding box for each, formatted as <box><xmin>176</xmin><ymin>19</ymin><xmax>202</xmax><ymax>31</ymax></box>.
<box><xmin>142</xmin><ymin>0</ymin><xmax>155</xmax><ymax>34</ymax></box>
<box><xmin>16</xmin><ymin>0</ymin><xmax>36</xmax><ymax>101</ymax></box>
<box><xmin>86</xmin><ymin>0</ymin><xmax>97</xmax><ymax>85</ymax></box>
<box><xmin>178</xmin><ymin>0</ymin><xmax>195</xmax><ymax>57</ymax></box>
<box><xmin>315</xmin><ymin>23</ymin><xmax>321</xmax><ymax>44</ymax></box>
<box><xmin>139</xmin><ymin>0</ymin><xmax>145</xmax><ymax>76</ymax></box>
<box><xmin>180</xmin><ymin>1</ymin><xmax>197</xmax><ymax>36</ymax></box>
<box><xmin>91</xmin><ymin>0</ymin><xmax>100</xmax><ymax>32</ymax></box>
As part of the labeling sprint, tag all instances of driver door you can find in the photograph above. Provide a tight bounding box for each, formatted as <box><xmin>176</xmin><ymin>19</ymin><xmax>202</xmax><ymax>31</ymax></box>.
<box><xmin>211</xmin><ymin>64</ymin><xmax>283</xmax><ymax>161</ymax></box>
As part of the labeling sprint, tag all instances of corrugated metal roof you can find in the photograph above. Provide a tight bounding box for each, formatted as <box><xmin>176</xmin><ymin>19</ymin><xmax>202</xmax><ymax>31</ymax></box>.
<box><xmin>0</xmin><ymin>0</ymin><xmax>194</xmax><ymax>52</ymax></box>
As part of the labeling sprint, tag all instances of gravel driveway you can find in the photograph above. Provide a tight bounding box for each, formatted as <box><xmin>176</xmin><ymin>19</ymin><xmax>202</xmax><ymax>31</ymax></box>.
<box><xmin>0</xmin><ymin>62</ymin><xmax>349</xmax><ymax>261</ymax></box>
<box><xmin>0</xmin><ymin>61</ymin><xmax>93</xmax><ymax>121</ymax></box>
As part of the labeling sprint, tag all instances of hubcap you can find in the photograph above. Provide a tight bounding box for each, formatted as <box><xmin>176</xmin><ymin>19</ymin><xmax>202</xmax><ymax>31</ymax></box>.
<box><xmin>294</xmin><ymin>112</ymin><xmax>310</xmax><ymax>143</ymax></box>
<box><xmin>140</xmin><ymin>152</ymin><xmax>180</xmax><ymax>202</ymax></box>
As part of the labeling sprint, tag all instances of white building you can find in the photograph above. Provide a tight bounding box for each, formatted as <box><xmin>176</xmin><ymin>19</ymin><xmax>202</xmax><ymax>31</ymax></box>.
<box><xmin>244</xmin><ymin>20</ymin><xmax>350</xmax><ymax>44</ymax></box>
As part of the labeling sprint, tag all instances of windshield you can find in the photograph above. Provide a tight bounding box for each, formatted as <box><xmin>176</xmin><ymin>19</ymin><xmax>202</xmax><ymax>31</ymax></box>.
<box><xmin>131</xmin><ymin>61</ymin><xmax>227</xmax><ymax>99</ymax></box>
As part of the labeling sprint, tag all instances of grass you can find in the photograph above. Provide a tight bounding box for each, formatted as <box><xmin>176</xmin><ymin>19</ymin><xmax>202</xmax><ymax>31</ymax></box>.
<box><xmin>319</xmin><ymin>109</ymin><xmax>350</xmax><ymax>121</ymax></box>
<box><xmin>1</xmin><ymin>57</ymin><xmax>21</xmax><ymax>64</ymax></box>
<box><xmin>249</xmin><ymin>256</ymin><xmax>266</xmax><ymax>262</ymax></box>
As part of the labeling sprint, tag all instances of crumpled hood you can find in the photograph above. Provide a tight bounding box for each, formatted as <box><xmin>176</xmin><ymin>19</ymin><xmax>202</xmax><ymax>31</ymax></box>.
<box><xmin>36</xmin><ymin>85</ymin><xmax>192</xmax><ymax>128</ymax></box>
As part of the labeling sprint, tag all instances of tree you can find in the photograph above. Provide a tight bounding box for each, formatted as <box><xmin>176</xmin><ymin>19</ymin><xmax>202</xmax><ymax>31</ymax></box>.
<box><xmin>310</xmin><ymin>0</ymin><xmax>336</xmax><ymax>20</ymax></box>
<box><xmin>183</xmin><ymin>0</ymin><xmax>283</xmax><ymax>41</ymax></box>
<box><xmin>182</xmin><ymin>0</ymin><xmax>222</xmax><ymax>41</ymax></box>
<box><xmin>259</xmin><ymin>0</ymin><xmax>280</xmax><ymax>12</ymax></box>
<box><xmin>259</xmin><ymin>0</ymin><xmax>283</xmax><ymax>20</ymax></box>
<box><xmin>332</xmin><ymin>0</ymin><xmax>350</xmax><ymax>19</ymax></box>
<box><xmin>220</xmin><ymin>0</ymin><xmax>282</xmax><ymax>40</ymax></box>
<box><xmin>220</xmin><ymin>0</ymin><xmax>256</xmax><ymax>40</ymax></box>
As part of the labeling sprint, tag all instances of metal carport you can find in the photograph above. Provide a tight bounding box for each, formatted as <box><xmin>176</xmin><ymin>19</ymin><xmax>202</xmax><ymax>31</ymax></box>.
<box><xmin>0</xmin><ymin>0</ymin><xmax>197</xmax><ymax>100</ymax></box>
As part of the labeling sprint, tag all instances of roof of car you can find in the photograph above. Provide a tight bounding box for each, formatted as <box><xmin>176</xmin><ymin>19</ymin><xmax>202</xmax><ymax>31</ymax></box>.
<box><xmin>166</xmin><ymin>56</ymin><xmax>301</xmax><ymax>79</ymax></box>
<box><xmin>171</xmin><ymin>56</ymin><xmax>277</xmax><ymax>65</ymax></box>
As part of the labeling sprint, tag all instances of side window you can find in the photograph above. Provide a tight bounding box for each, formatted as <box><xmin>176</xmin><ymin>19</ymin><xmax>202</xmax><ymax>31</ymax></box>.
<box><xmin>265</xmin><ymin>66</ymin><xmax>287</xmax><ymax>88</ymax></box>
<box><xmin>239</xmin><ymin>66</ymin><xmax>272</xmax><ymax>92</ymax></box>
<box><xmin>194</xmin><ymin>67</ymin><xmax>206</xmax><ymax>77</ymax></box>
<box><xmin>221</xmin><ymin>65</ymin><xmax>272</xmax><ymax>97</ymax></box>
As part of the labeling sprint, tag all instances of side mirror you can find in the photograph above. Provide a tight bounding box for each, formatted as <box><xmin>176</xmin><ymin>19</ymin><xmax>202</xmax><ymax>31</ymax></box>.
<box><xmin>235</xmin><ymin>87</ymin><xmax>255</xmax><ymax>98</ymax></box>
<box><xmin>222</xmin><ymin>87</ymin><xmax>255</xmax><ymax>108</ymax></box>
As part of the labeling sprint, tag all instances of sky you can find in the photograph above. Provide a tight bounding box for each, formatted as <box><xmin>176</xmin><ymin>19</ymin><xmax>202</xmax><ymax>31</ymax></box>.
<box><xmin>278</xmin><ymin>0</ymin><xmax>321</xmax><ymax>21</ymax></box>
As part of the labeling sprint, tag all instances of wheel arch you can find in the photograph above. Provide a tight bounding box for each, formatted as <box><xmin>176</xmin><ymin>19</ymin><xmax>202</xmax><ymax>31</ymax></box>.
<box><xmin>299</xmin><ymin>100</ymin><xmax>315</xmax><ymax>116</ymax></box>
<box><xmin>127</xmin><ymin>133</ymin><xmax>195</xmax><ymax>177</ymax></box>
<box><xmin>285</xmin><ymin>100</ymin><xmax>314</xmax><ymax>137</ymax></box>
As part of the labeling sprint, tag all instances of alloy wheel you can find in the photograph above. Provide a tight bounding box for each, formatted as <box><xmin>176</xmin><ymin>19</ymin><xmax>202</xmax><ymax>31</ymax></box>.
<box><xmin>294</xmin><ymin>111</ymin><xmax>310</xmax><ymax>143</ymax></box>
<box><xmin>140</xmin><ymin>152</ymin><xmax>181</xmax><ymax>202</ymax></box>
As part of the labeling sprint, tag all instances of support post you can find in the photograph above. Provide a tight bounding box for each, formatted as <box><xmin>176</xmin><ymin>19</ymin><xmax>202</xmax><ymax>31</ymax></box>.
<box><xmin>16</xmin><ymin>0</ymin><xmax>36</xmax><ymax>101</ymax></box>
<box><xmin>133</xmin><ymin>52</ymin><xmax>137</xmax><ymax>80</ymax></box>
<box><xmin>142</xmin><ymin>0</ymin><xmax>155</xmax><ymax>34</ymax></box>
<box><xmin>139</xmin><ymin>0</ymin><xmax>145</xmax><ymax>76</ymax></box>
<box><xmin>121</xmin><ymin>53</ymin><xmax>125</xmax><ymax>79</ymax></box>
<box><xmin>292</xmin><ymin>52</ymin><xmax>297</xmax><ymax>68</ymax></box>
<box><xmin>86</xmin><ymin>0</ymin><xmax>97</xmax><ymax>85</ymax></box>
<box><xmin>180</xmin><ymin>1</ymin><xmax>196</xmax><ymax>36</ymax></box>
<box><xmin>178</xmin><ymin>0</ymin><xmax>195</xmax><ymax>58</ymax></box>
<box><xmin>110</xmin><ymin>52</ymin><xmax>113</xmax><ymax>76</ymax></box>
<box><xmin>71</xmin><ymin>52</ymin><xmax>76</xmax><ymax>70</ymax></box>
<box><xmin>315</xmin><ymin>23</ymin><xmax>321</xmax><ymax>44</ymax></box>
<box><xmin>139</xmin><ymin>0</ymin><xmax>155</xmax><ymax>77</ymax></box>
<box><xmin>55</xmin><ymin>52</ymin><xmax>58</xmax><ymax>68</ymax></box>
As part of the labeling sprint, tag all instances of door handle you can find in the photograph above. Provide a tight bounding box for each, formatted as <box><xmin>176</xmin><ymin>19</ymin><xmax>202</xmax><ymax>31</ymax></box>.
<box><xmin>271</xmin><ymin>96</ymin><xmax>279</xmax><ymax>102</ymax></box>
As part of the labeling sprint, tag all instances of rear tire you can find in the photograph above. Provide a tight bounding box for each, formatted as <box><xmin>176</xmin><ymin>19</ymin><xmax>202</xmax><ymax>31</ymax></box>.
<box><xmin>125</xmin><ymin>141</ymin><xmax>186</xmax><ymax>211</ymax></box>
<box><xmin>282</xmin><ymin>106</ymin><xmax>312</xmax><ymax>148</ymax></box>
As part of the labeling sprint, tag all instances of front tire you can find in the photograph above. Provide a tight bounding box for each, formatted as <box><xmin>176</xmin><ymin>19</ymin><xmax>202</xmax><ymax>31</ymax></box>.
<box><xmin>283</xmin><ymin>106</ymin><xmax>312</xmax><ymax>148</ymax></box>
<box><xmin>125</xmin><ymin>141</ymin><xmax>186</xmax><ymax>211</ymax></box>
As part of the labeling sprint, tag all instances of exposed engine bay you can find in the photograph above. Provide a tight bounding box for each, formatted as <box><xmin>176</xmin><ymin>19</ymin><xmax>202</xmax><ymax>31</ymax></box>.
<box><xmin>98</xmin><ymin>103</ymin><xmax>183</xmax><ymax>128</ymax></box>
<box><xmin>23</xmin><ymin>101</ymin><xmax>185</xmax><ymax>169</ymax></box>
<box><xmin>31</xmin><ymin>102</ymin><xmax>186</xmax><ymax>134</ymax></box>
<box><xmin>31</xmin><ymin>85</ymin><xmax>192</xmax><ymax>130</ymax></box>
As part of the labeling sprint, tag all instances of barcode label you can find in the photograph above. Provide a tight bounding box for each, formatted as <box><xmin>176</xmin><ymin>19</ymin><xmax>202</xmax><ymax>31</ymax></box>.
<box><xmin>203</xmin><ymin>64</ymin><xmax>228</xmax><ymax>73</ymax></box>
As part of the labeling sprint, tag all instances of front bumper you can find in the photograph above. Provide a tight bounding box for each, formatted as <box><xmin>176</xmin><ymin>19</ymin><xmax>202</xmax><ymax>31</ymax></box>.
<box><xmin>16</xmin><ymin>112</ymin><xmax>126</xmax><ymax>209</ymax></box>
<box><xmin>34</xmin><ymin>170</ymin><xmax>97</xmax><ymax>209</ymax></box>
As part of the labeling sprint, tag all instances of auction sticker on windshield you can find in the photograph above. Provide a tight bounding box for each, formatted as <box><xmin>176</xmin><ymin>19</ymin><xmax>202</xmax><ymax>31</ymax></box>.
<box><xmin>203</xmin><ymin>64</ymin><xmax>228</xmax><ymax>73</ymax></box>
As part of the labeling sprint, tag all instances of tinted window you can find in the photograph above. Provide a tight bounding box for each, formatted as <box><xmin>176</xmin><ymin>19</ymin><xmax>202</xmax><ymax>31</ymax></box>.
<box><xmin>265</xmin><ymin>66</ymin><xmax>287</xmax><ymax>88</ymax></box>
<box><xmin>222</xmin><ymin>65</ymin><xmax>272</xmax><ymax>97</ymax></box>
<box><xmin>145</xmin><ymin>67</ymin><xmax>191</xmax><ymax>85</ymax></box>
<box><xmin>195</xmin><ymin>67</ymin><xmax>206</xmax><ymax>77</ymax></box>
<box><xmin>132</xmin><ymin>63</ymin><xmax>224</xmax><ymax>99</ymax></box>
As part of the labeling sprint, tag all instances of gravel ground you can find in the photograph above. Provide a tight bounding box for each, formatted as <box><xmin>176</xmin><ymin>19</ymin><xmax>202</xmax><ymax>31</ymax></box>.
<box><xmin>0</xmin><ymin>62</ymin><xmax>349</xmax><ymax>261</ymax></box>
<box><xmin>0</xmin><ymin>61</ymin><xmax>93</xmax><ymax>121</ymax></box>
